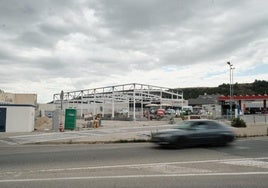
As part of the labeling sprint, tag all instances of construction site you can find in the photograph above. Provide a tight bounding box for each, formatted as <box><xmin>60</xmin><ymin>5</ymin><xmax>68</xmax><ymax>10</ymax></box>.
<box><xmin>52</xmin><ymin>83</ymin><xmax>185</xmax><ymax>121</ymax></box>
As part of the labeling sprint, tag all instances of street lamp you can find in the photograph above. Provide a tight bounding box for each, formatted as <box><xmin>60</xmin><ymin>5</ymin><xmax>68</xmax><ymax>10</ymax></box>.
<box><xmin>227</xmin><ymin>62</ymin><xmax>234</xmax><ymax>118</ymax></box>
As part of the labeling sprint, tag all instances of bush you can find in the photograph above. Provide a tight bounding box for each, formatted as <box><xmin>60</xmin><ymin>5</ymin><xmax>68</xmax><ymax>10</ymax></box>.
<box><xmin>231</xmin><ymin>118</ymin><xmax>247</xmax><ymax>128</ymax></box>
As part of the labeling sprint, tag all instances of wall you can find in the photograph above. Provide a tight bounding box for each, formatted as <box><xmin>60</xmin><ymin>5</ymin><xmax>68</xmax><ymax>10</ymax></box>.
<box><xmin>69</xmin><ymin>103</ymin><xmax>129</xmax><ymax>117</ymax></box>
<box><xmin>202</xmin><ymin>104</ymin><xmax>222</xmax><ymax>118</ymax></box>
<box><xmin>15</xmin><ymin>94</ymin><xmax>37</xmax><ymax>106</ymax></box>
<box><xmin>37</xmin><ymin>103</ymin><xmax>57</xmax><ymax>117</ymax></box>
<box><xmin>3</xmin><ymin>105</ymin><xmax>35</xmax><ymax>132</ymax></box>
<box><xmin>0</xmin><ymin>93</ymin><xmax>37</xmax><ymax>106</ymax></box>
<box><xmin>38</xmin><ymin>102</ymin><xmax>129</xmax><ymax>118</ymax></box>
<box><xmin>0</xmin><ymin>93</ymin><xmax>15</xmax><ymax>103</ymax></box>
<box><xmin>240</xmin><ymin>115</ymin><xmax>268</xmax><ymax>125</ymax></box>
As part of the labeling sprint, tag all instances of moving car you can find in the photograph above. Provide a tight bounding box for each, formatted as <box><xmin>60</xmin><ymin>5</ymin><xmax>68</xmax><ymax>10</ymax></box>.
<box><xmin>151</xmin><ymin>119</ymin><xmax>236</xmax><ymax>148</ymax></box>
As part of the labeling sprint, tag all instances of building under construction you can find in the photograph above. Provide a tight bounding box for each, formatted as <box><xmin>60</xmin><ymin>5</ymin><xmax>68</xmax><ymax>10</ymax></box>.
<box><xmin>53</xmin><ymin>83</ymin><xmax>185</xmax><ymax>120</ymax></box>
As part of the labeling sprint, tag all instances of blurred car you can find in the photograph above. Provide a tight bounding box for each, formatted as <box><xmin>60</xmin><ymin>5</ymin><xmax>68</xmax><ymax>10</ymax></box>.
<box><xmin>151</xmin><ymin>120</ymin><xmax>236</xmax><ymax>148</ymax></box>
<box><xmin>117</xmin><ymin>108</ymin><xmax>128</xmax><ymax>114</ymax></box>
<box><xmin>165</xmin><ymin>109</ymin><xmax>176</xmax><ymax>115</ymax></box>
<box><xmin>156</xmin><ymin>108</ymin><xmax>165</xmax><ymax>116</ymax></box>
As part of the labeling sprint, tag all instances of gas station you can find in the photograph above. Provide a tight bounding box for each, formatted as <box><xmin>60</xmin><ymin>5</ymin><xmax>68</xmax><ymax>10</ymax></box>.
<box><xmin>218</xmin><ymin>94</ymin><xmax>268</xmax><ymax>116</ymax></box>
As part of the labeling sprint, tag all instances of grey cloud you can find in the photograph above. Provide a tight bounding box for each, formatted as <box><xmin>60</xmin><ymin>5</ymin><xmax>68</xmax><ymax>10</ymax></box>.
<box><xmin>138</xmin><ymin>1</ymin><xmax>268</xmax><ymax>66</ymax></box>
<box><xmin>0</xmin><ymin>0</ymin><xmax>40</xmax><ymax>25</ymax></box>
<box><xmin>94</xmin><ymin>0</ymin><xmax>191</xmax><ymax>35</ymax></box>
<box><xmin>0</xmin><ymin>0</ymin><xmax>268</xmax><ymax>102</ymax></box>
<box><xmin>0</xmin><ymin>47</ymin><xmax>14</xmax><ymax>62</ymax></box>
<box><xmin>90</xmin><ymin>0</ymin><xmax>249</xmax><ymax>67</ymax></box>
<box><xmin>14</xmin><ymin>31</ymin><xmax>55</xmax><ymax>49</ymax></box>
<box><xmin>94</xmin><ymin>0</ymin><xmax>241</xmax><ymax>35</ymax></box>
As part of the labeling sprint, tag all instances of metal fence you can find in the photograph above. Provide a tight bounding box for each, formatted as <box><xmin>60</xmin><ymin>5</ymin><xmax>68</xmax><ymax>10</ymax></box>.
<box><xmin>240</xmin><ymin>115</ymin><xmax>268</xmax><ymax>125</ymax></box>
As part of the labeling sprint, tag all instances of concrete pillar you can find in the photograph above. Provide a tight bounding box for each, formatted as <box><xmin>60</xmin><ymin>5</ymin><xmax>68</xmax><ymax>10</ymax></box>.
<box><xmin>112</xmin><ymin>87</ymin><xmax>115</xmax><ymax>119</ymax></box>
<box><xmin>264</xmin><ymin>99</ymin><xmax>267</xmax><ymax>114</ymax></box>
<box><xmin>133</xmin><ymin>84</ymin><xmax>136</xmax><ymax>121</ymax></box>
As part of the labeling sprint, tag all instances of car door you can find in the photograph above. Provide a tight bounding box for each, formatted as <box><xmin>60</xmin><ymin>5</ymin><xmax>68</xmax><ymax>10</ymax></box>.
<box><xmin>204</xmin><ymin>121</ymin><xmax>225</xmax><ymax>145</ymax></box>
<box><xmin>189</xmin><ymin>121</ymin><xmax>215</xmax><ymax>145</ymax></box>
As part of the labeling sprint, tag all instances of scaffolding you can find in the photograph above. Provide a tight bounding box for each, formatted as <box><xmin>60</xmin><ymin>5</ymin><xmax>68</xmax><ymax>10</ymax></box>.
<box><xmin>53</xmin><ymin>83</ymin><xmax>184</xmax><ymax>120</ymax></box>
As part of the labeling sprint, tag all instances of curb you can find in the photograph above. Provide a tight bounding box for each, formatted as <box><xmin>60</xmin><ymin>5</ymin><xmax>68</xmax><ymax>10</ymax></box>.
<box><xmin>29</xmin><ymin>134</ymin><xmax>268</xmax><ymax>145</ymax></box>
<box><xmin>32</xmin><ymin>138</ymin><xmax>151</xmax><ymax>145</ymax></box>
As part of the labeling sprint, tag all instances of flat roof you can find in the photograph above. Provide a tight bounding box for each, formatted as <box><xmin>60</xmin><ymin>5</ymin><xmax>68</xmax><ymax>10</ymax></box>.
<box><xmin>218</xmin><ymin>95</ymin><xmax>268</xmax><ymax>101</ymax></box>
<box><xmin>0</xmin><ymin>104</ymin><xmax>36</xmax><ymax>107</ymax></box>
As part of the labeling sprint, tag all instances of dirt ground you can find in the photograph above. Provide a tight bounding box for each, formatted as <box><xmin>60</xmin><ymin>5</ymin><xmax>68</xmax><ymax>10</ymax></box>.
<box><xmin>35</xmin><ymin>117</ymin><xmax>89</xmax><ymax>131</ymax></box>
<box><xmin>35</xmin><ymin>116</ymin><xmax>52</xmax><ymax>131</ymax></box>
<box><xmin>34</xmin><ymin>116</ymin><xmax>171</xmax><ymax>131</ymax></box>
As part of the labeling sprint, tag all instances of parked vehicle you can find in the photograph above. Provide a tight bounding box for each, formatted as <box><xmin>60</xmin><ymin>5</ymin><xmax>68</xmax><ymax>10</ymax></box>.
<box><xmin>155</xmin><ymin>108</ymin><xmax>165</xmax><ymax>120</ymax></box>
<box><xmin>165</xmin><ymin>109</ymin><xmax>176</xmax><ymax>115</ymax></box>
<box><xmin>151</xmin><ymin>120</ymin><xmax>236</xmax><ymax>148</ymax></box>
<box><xmin>181</xmin><ymin>106</ymin><xmax>193</xmax><ymax>115</ymax></box>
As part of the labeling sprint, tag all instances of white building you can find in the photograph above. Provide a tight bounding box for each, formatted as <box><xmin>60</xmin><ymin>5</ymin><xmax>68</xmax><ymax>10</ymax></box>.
<box><xmin>0</xmin><ymin>104</ymin><xmax>35</xmax><ymax>132</ymax></box>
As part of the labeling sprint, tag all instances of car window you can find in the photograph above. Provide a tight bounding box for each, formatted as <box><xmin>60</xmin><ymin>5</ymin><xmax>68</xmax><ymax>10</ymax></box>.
<box><xmin>192</xmin><ymin>121</ymin><xmax>208</xmax><ymax>130</ymax></box>
<box><xmin>174</xmin><ymin>121</ymin><xmax>194</xmax><ymax>130</ymax></box>
<box><xmin>205</xmin><ymin>121</ymin><xmax>221</xmax><ymax>129</ymax></box>
<box><xmin>175</xmin><ymin>121</ymin><xmax>222</xmax><ymax>130</ymax></box>
<box><xmin>195</xmin><ymin>124</ymin><xmax>207</xmax><ymax>130</ymax></box>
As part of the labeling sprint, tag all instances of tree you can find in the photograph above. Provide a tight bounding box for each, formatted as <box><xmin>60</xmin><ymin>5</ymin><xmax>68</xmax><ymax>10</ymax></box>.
<box><xmin>252</xmin><ymin>80</ymin><xmax>268</xmax><ymax>94</ymax></box>
<box><xmin>174</xmin><ymin>80</ymin><xmax>268</xmax><ymax>99</ymax></box>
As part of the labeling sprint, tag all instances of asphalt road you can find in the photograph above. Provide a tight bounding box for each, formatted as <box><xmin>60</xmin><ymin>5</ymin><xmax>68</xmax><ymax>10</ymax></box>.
<box><xmin>0</xmin><ymin>137</ymin><xmax>268</xmax><ymax>188</ymax></box>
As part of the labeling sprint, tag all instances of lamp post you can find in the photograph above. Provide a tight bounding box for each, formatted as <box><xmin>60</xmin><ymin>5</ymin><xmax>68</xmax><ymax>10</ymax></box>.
<box><xmin>227</xmin><ymin>62</ymin><xmax>233</xmax><ymax>118</ymax></box>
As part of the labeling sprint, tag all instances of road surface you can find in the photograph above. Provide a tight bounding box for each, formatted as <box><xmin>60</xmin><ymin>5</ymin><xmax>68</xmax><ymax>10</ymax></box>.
<box><xmin>0</xmin><ymin>137</ymin><xmax>268</xmax><ymax>187</ymax></box>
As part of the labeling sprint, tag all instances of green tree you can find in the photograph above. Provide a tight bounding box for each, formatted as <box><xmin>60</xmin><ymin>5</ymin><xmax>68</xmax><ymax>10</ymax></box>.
<box><xmin>252</xmin><ymin>80</ymin><xmax>268</xmax><ymax>94</ymax></box>
<box><xmin>174</xmin><ymin>80</ymin><xmax>268</xmax><ymax>99</ymax></box>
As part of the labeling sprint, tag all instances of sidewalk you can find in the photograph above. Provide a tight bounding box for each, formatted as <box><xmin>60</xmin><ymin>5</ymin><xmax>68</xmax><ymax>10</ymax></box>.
<box><xmin>0</xmin><ymin>120</ymin><xmax>267</xmax><ymax>145</ymax></box>
<box><xmin>0</xmin><ymin>120</ymin><xmax>170</xmax><ymax>145</ymax></box>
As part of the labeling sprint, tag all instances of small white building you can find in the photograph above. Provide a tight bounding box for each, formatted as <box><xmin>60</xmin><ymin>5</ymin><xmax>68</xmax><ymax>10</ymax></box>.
<box><xmin>0</xmin><ymin>104</ymin><xmax>35</xmax><ymax>132</ymax></box>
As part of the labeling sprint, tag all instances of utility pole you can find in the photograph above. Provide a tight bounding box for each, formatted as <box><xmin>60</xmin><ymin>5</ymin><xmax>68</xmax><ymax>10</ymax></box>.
<box><xmin>227</xmin><ymin>62</ymin><xmax>234</xmax><ymax>119</ymax></box>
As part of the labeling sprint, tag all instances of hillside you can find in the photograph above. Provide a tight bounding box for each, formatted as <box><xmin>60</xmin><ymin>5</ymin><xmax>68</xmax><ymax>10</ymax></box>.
<box><xmin>1</xmin><ymin>80</ymin><xmax>267</xmax><ymax>101</ymax></box>
<box><xmin>174</xmin><ymin>80</ymin><xmax>268</xmax><ymax>100</ymax></box>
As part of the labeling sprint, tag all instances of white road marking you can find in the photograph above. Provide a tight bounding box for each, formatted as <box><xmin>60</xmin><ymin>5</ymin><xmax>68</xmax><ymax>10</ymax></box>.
<box><xmin>221</xmin><ymin>159</ymin><xmax>268</xmax><ymax>168</ymax></box>
<box><xmin>0</xmin><ymin>140</ymin><xmax>17</xmax><ymax>145</ymax></box>
<box><xmin>35</xmin><ymin>157</ymin><xmax>268</xmax><ymax>172</ymax></box>
<box><xmin>233</xmin><ymin>146</ymin><xmax>250</xmax><ymax>150</ymax></box>
<box><xmin>1</xmin><ymin>157</ymin><xmax>268</xmax><ymax>175</ymax></box>
<box><xmin>1</xmin><ymin>172</ymin><xmax>268</xmax><ymax>183</ymax></box>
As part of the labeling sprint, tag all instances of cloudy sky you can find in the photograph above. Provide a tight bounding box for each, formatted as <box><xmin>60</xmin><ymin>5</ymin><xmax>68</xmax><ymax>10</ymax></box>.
<box><xmin>1</xmin><ymin>0</ymin><xmax>268</xmax><ymax>103</ymax></box>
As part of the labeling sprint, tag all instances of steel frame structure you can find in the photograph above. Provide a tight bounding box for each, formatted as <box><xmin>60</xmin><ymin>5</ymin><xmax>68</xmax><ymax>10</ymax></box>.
<box><xmin>53</xmin><ymin>83</ymin><xmax>183</xmax><ymax>120</ymax></box>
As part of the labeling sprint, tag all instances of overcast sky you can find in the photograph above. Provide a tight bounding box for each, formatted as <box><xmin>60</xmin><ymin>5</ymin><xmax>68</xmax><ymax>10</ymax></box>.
<box><xmin>1</xmin><ymin>0</ymin><xmax>268</xmax><ymax>103</ymax></box>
